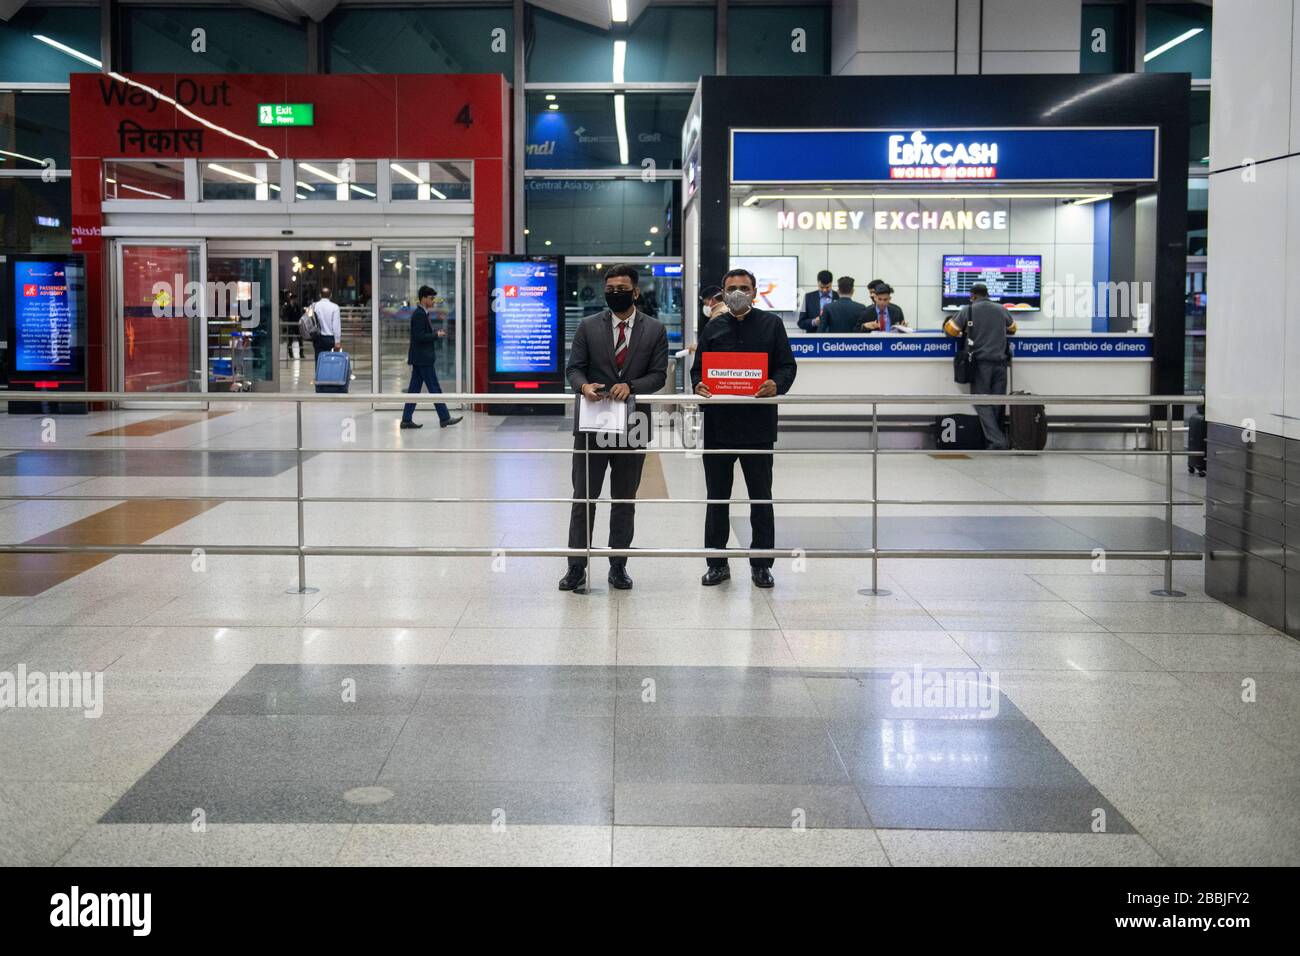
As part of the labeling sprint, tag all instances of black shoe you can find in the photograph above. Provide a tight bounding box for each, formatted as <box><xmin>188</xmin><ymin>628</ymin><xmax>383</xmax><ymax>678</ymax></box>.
<box><xmin>701</xmin><ymin>567</ymin><xmax>731</xmax><ymax>587</ymax></box>
<box><xmin>558</xmin><ymin>567</ymin><xmax>586</xmax><ymax>591</ymax></box>
<box><xmin>607</xmin><ymin>566</ymin><xmax>633</xmax><ymax>590</ymax></box>
<box><xmin>399</xmin><ymin>421</ymin><xmax>423</xmax><ymax>429</ymax></box>
<box><xmin>440</xmin><ymin>416</ymin><xmax>463</xmax><ymax>428</ymax></box>
<box><xmin>751</xmin><ymin>567</ymin><xmax>775</xmax><ymax>589</ymax></box>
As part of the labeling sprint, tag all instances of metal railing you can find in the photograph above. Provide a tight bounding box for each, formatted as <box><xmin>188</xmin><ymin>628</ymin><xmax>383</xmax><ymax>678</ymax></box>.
<box><xmin>0</xmin><ymin>391</ymin><xmax>1206</xmax><ymax>599</ymax></box>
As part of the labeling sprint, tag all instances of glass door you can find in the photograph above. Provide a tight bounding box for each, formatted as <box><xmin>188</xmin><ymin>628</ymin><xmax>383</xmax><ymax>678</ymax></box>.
<box><xmin>206</xmin><ymin>253</ymin><xmax>276</xmax><ymax>391</ymax></box>
<box><xmin>116</xmin><ymin>241</ymin><xmax>206</xmax><ymax>394</ymax></box>
<box><xmin>375</xmin><ymin>244</ymin><xmax>463</xmax><ymax>399</ymax></box>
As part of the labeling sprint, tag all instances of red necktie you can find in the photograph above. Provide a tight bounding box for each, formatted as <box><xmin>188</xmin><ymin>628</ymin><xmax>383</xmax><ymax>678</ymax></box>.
<box><xmin>615</xmin><ymin>321</ymin><xmax>628</xmax><ymax>369</ymax></box>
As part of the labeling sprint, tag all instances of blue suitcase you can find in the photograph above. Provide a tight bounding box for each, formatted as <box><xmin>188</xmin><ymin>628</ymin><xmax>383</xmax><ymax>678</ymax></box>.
<box><xmin>315</xmin><ymin>350</ymin><xmax>350</xmax><ymax>393</ymax></box>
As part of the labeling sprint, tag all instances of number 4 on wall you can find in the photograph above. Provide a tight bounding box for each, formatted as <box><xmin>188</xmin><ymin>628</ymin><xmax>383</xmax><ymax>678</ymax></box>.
<box><xmin>456</xmin><ymin>105</ymin><xmax>473</xmax><ymax>128</ymax></box>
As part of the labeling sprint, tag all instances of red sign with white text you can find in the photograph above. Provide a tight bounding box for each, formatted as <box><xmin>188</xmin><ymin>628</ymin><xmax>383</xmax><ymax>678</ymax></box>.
<box><xmin>702</xmin><ymin>351</ymin><xmax>768</xmax><ymax>395</ymax></box>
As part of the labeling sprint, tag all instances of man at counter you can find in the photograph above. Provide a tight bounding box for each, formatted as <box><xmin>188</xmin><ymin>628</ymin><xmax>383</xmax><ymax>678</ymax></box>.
<box><xmin>799</xmin><ymin>270</ymin><xmax>837</xmax><ymax>332</ymax></box>
<box><xmin>866</xmin><ymin>283</ymin><xmax>906</xmax><ymax>331</ymax></box>
<box><xmin>817</xmin><ymin>277</ymin><xmax>872</xmax><ymax>332</ymax></box>
<box><xmin>691</xmin><ymin>268</ymin><xmax>798</xmax><ymax>589</ymax></box>
<box><xmin>944</xmin><ymin>282</ymin><xmax>1016</xmax><ymax>449</ymax></box>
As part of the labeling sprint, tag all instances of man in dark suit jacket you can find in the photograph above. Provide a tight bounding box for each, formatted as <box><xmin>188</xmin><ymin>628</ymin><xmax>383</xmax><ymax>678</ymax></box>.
<box><xmin>865</xmin><ymin>283</ymin><xmax>907</xmax><ymax>331</ymax></box>
<box><xmin>560</xmin><ymin>264</ymin><xmax>669</xmax><ymax>593</ymax></box>
<box><xmin>798</xmin><ymin>270</ymin><xmax>838</xmax><ymax>331</ymax></box>
<box><xmin>818</xmin><ymin>276</ymin><xmax>872</xmax><ymax>332</ymax></box>
<box><xmin>400</xmin><ymin>285</ymin><xmax>462</xmax><ymax>429</ymax></box>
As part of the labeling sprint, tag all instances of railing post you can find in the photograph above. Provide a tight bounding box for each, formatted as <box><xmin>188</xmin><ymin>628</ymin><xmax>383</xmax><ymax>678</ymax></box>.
<box><xmin>287</xmin><ymin>398</ymin><xmax>318</xmax><ymax>595</ymax></box>
<box><xmin>1151</xmin><ymin>401</ymin><xmax>1186</xmax><ymax>597</ymax></box>
<box><xmin>577</xmin><ymin>430</ymin><xmax>603</xmax><ymax>595</ymax></box>
<box><xmin>858</xmin><ymin>402</ymin><xmax>891</xmax><ymax>597</ymax></box>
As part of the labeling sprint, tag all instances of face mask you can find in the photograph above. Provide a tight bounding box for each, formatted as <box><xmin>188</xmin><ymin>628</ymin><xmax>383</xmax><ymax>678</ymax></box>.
<box><xmin>605</xmin><ymin>289</ymin><xmax>635</xmax><ymax>313</ymax></box>
<box><xmin>724</xmin><ymin>289</ymin><xmax>754</xmax><ymax>313</ymax></box>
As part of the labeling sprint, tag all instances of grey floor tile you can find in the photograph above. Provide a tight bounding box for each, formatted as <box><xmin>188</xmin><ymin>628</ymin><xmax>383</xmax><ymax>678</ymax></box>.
<box><xmin>414</xmin><ymin>665</ymin><xmax>616</xmax><ymax>717</ymax></box>
<box><xmin>143</xmin><ymin>714</ymin><xmax>408</xmax><ymax>783</ymax></box>
<box><xmin>612</xmin><ymin>825</ymin><xmax>891</xmax><ymax>866</ymax></box>
<box><xmin>615</xmin><ymin>666</ymin><xmax>819</xmax><ymax>717</ymax></box>
<box><xmin>947</xmin><ymin>631</ymin><xmax>1165</xmax><ymax>671</ymax></box>
<box><xmin>355</xmin><ymin>780</ymin><xmax>613</xmax><ymax>826</ymax></box>
<box><xmin>438</xmin><ymin>627</ymin><xmax>617</xmax><ymax>666</ymax></box>
<box><xmin>875</xmin><ymin>828</ymin><xmax>1164</xmax><ymax>866</ymax></box>
<box><xmin>379</xmin><ymin>712</ymin><xmax>613</xmax><ymax>783</ymax></box>
<box><xmin>830</xmin><ymin>717</ymin><xmax>1093</xmax><ymax>790</ymax></box>
<box><xmin>1074</xmin><ymin>601</ymin><xmax>1280</xmax><ymax>635</ymax></box>
<box><xmin>209</xmin><ymin>664</ymin><xmax>432</xmax><ymax>715</ymax></box>
<box><xmin>1171</xmin><ymin>671</ymin><xmax>1300</xmax><ymax>756</ymax></box>
<box><xmin>1115</xmin><ymin>632</ymin><xmax>1300</xmax><ymax>673</ymax></box>
<box><xmin>616</xmin><ymin>628</ymin><xmax>797</xmax><ymax>668</ymax></box>
<box><xmin>782</xmin><ymin>630</ymin><xmax>975</xmax><ymax>669</ymax></box>
<box><xmin>861</xmin><ymin>785</ymin><xmax>1135</xmax><ymax>834</ymax></box>
<box><xmin>335</xmin><ymin>824</ymin><xmax>612</xmax><ymax>867</ymax></box>
<box><xmin>614</xmin><ymin>782</ymin><xmax>872</xmax><ymax>829</ymax></box>
<box><xmin>0</xmin><ymin>783</ymin><xmax>125</xmax><ymax>865</ymax></box>
<box><xmin>101</xmin><ymin>778</ymin><xmax>368</xmax><ymax>825</ymax></box>
<box><xmin>916</xmin><ymin>600</ymin><xmax>1107</xmax><ymax>633</ymax></box>
<box><xmin>1110</xmin><ymin>788</ymin><xmax>1300</xmax><ymax>866</ymax></box>
<box><xmin>803</xmin><ymin>669</ymin><xmax>1028</xmax><ymax>722</ymax></box>
<box><xmin>614</xmin><ymin>714</ymin><xmax>849</xmax><ymax>785</ymax></box>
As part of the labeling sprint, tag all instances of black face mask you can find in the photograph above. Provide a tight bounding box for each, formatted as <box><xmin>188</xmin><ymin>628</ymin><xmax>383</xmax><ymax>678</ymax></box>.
<box><xmin>605</xmin><ymin>289</ymin><xmax>636</xmax><ymax>313</ymax></box>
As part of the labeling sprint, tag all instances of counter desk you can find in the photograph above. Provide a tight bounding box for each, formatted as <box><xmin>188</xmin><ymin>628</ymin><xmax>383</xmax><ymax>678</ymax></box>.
<box><xmin>784</xmin><ymin>332</ymin><xmax>1154</xmax><ymax>420</ymax></box>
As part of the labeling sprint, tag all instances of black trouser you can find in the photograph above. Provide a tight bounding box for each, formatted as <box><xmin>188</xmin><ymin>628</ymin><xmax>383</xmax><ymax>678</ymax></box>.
<box><xmin>312</xmin><ymin>333</ymin><xmax>335</xmax><ymax>361</ymax></box>
<box><xmin>568</xmin><ymin>434</ymin><xmax>646</xmax><ymax>569</ymax></box>
<box><xmin>971</xmin><ymin>359</ymin><xmax>1009</xmax><ymax>449</ymax></box>
<box><xmin>703</xmin><ymin>446</ymin><xmax>775</xmax><ymax>569</ymax></box>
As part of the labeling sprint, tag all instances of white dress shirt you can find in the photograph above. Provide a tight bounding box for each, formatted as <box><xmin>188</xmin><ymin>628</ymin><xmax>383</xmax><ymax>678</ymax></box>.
<box><xmin>314</xmin><ymin>297</ymin><xmax>341</xmax><ymax>340</ymax></box>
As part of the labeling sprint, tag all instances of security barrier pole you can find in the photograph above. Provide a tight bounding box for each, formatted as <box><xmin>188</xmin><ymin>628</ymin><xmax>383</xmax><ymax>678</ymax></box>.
<box><xmin>1151</xmin><ymin>402</ymin><xmax>1186</xmax><ymax>597</ymax></box>
<box><xmin>859</xmin><ymin>402</ymin><xmax>891</xmax><ymax>597</ymax></box>
<box><xmin>287</xmin><ymin>399</ymin><xmax>318</xmax><ymax>595</ymax></box>
<box><xmin>578</xmin><ymin>430</ymin><xmax>603</xmax><ymax>595</ymax></box>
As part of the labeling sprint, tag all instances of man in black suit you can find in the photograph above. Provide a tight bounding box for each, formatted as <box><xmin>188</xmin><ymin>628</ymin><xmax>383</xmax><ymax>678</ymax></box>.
<box><xmin>560</xmin><ymin>264</ymin><xmax>670</xmax><ymax>593</ymax></box>
<box><xmin>691</xmin><ymin>268</ymin><xmax>798</xmax><ymax>589</ymax></box>
<box><xmin>798</xmin><ymin>270</ymin><xmax>837</xmax><ymax>332</ymax></box>
<box><xmin>817</xmin><ymin>276</ymin><xmax>872</xmax><ymax>333</ymax></box>
<box><xmin>400</xmin><ymin>285</ymin><xmax>462</xmax><ymax>430</ymax></box>
<box><xmin>866</xmin><ymin>283</ymin><xmax>907</xmax><ymax>331</ymax></box>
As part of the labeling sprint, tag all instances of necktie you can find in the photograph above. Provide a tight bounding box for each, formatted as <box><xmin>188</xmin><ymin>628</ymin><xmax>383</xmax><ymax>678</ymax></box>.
<box><xmin>879</xmin><ymin>308</ymin><xmax>888</xmax><ymax>331</ymax></box>
<box><xmin>614</xmin><ymin>321</ymin><xmax>628</xmax><ymax>369</ymax></box>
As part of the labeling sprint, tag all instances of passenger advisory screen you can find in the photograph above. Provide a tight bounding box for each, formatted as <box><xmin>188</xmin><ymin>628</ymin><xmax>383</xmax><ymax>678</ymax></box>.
<box><xmin>942</xmin><ymin>254</ymin><xmax>1042</xmax><ymax>311</ymax></box>
<box><xmin>489</xmin><ymin>258</ymin><xmax>563</xmax><ymax>376</ymax></box>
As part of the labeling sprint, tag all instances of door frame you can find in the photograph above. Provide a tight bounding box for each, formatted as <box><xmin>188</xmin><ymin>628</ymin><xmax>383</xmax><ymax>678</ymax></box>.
<box><xmin>371</xmin><ymin>240</ymin><xmax>467</xmax><ymax>404</ymax></box>
<box><xmin>205</xmin><ymin>245</ymin><xmax>279</xmax><ymax>392</ymax></box>
<box><xmin>111</xmin><ymin>237</ymin><xmax>208</xmax><ymax>407</ymax></box>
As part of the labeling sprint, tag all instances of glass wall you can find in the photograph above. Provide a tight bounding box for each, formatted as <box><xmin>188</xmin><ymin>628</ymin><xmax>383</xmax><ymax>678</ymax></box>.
<box><xmin>105</xmin><ymin>160</ymin><xmax>186</xmax><ymax>201</ymax></box>
<box><xmin>526</xmin><ymin>6</ymin><xmax>715</xmax><ymax>83</ymax></box>
<box><xmin>327</xmin><ymin>6</ymin><xmax>513</xmax><ymax>79</ymax></box>
<box><xmin>525</xmin><ymin>92</ymin><xmax>691</xmax><ymax>171</ymax></box>
<box><xmin>120</xmin><ymin>243</ymin><xmax>204</xmax><ymax>393</ymax></box>
<box><xmin>525</xmin><ymin>179</ymin><xmax>679</xmax><ymax>257</ymax></box>
<box><xmin>728</xmin><ymin>4</ymin><xmax>830</xmax><ymax>75</ymax></box>
<box><xmin>122</xmin><ymin>6</ymin><xmax>308</xmax><ymax>73</ymax></box>
<box><xmin>377</xmin><ymin>249</ymin><xmax>461</xmax><ymax>394</ymax></box>
<box><xmin>0</xmin><ymin>7</ymin><xmax>100</xmax><ymax>82</ymax></box>
<box><xmin>1144</xmin><ymin>2</ymin><xmax>1211</xmax><ymax>79</ymax></box>
<box><xmin>1</xmin><ymin>91</ymin><xmax>70</xmax><ymax>171</ymax></box>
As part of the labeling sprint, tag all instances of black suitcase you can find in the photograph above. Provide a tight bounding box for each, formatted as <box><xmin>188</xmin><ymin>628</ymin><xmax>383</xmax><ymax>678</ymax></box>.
<box><xmin>1008</xmin><ymin>391</ymin><xmax>1048</xmax><ymax>451</ymax></box>
<box><xmin>933</xmin><ymin>413</ymin><xmax>985</xmax><ymax>450</ymax></box>
<box><xmin>1186</xmin><ymin>410</ymin><xmax>1207</xmax><ymax>475</ymax></box>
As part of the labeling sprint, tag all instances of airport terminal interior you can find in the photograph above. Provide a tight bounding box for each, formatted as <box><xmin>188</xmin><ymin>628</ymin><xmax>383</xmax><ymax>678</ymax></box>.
<box><xmin>1</xmin><ymin>0</ymin><xmax>1299</xmax><ymax>872</ymax></box>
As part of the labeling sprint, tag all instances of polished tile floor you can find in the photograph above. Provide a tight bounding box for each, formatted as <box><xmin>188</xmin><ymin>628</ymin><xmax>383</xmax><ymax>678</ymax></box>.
<box><xmin>0</xmin><ymin>402</ymin><xmax>1297</xmax><ymax>867</ymax></box>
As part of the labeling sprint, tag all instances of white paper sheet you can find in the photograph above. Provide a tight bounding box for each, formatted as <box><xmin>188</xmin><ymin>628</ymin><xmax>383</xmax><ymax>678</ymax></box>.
<box><xmin>578</xmin><ymin>396</ymin><xmax>629</xmax><ymax>434</ymax></box>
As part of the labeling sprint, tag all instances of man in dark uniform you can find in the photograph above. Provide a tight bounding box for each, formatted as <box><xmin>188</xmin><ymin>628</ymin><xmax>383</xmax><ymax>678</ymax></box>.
<box><xmin>817</xmin><ymin>276</ymin><xmax>872</xmax><ymax>332</ymax></box>
<box><xmin>690</xmin><ymin>268</ymin><xmax>798</xmax><ymax>589</ymax></box>
<box><xmin>400</xmin><ymin>285</ymin><xmax>462</xmax><ymax>430</ymax></box>
<box><xmin>944</xmin><ymin>282</ymin><xmax>1016</xmax><ymax>448</ymax></box>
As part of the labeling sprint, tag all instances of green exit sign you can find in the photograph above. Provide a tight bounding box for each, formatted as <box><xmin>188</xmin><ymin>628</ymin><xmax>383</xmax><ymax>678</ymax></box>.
<box><xmin>257</xmin><ymin>103</ymin><xmax>314</xmax><ymax>127</ymax></box>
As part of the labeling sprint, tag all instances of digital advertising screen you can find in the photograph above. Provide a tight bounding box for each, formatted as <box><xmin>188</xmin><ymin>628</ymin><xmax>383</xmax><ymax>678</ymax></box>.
<box><xmin>8</xmin><ymin>256</ymin><xmax>86</xmax><ymax>379</ymax></box>
<box><xmin>729</xmin><ymin>255</ymin><xmax>798</xmax><ymax>312</ymax></box>
<box><xmin>488</xmin><ymin>256</ymin><xmax>564</xmax><ymax>378</ymax></box>
<box><xmin>942</xmin><ymin>254</ymin><xmax>1042</xmax><ymax>311</ymax></box>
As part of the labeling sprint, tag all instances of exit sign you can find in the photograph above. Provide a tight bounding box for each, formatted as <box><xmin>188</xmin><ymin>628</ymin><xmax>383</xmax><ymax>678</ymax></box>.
<box><xmin>258</xmin><ymin>103</ymin><xmax>314</xmax><ymax>127</ymax></box>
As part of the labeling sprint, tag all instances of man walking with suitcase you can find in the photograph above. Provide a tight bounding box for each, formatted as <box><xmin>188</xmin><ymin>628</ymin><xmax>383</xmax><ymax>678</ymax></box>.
<box><xmin>401</xmin><ymin>285</ymin><xmax>461</xmax><ymax>430</ymax></box>
<box><xmin>944</xmin><ymin>283</ymin><xmax>1016</xmax><ymax>450</ymax></box>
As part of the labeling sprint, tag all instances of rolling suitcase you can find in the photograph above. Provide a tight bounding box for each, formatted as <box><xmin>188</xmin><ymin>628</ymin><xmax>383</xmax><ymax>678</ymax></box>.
<box><xmin>933</xmin><ymin>413</ymin><xmax>985</xmax><ymax>450</ymax></box>
<box><xmin>1186</xmin><ymin>410</ymin><xmax>1207</xmax><ymax>475</ymax></box>
<box><xmin>315</xmin><ymin>350</ymin><xmax>351</xmax><ymax>393</ymax></box>
<box><xmin>1008</xmin><ymin>390</ymin><xmax>1048</xmax><ymax>451</ymax></box>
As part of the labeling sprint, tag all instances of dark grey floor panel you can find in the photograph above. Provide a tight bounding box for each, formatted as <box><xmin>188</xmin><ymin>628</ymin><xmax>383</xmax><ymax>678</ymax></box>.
<box><xmin>613</xmin><ymin>782</ymin><xmax>872</xmax><ymax>829</ymax></box>
<box><xmin>0</xmin><ymin>449</ymin><xmax>309</xmax><ymax>477</ymax></box>
<box><xmin>99</xmin><ymin>664</ymin><xmax>1132</xmax><ymax>832</ymax></box>
<box><xmin>861</xmin><ymin>785</ymin><xmax>1136</xmax><ymax>834</ymax></box>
